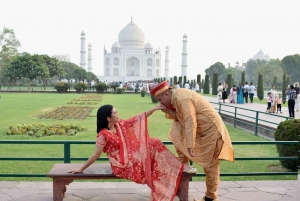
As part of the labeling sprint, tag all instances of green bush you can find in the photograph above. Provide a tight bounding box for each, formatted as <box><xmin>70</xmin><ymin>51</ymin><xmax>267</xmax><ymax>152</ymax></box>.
<box><xmin>134</xmin><ymin>88</ymin><xmax>139</xmax><ymax>94</ymax></box>
<box><xmin>54</xmin><ymin>82</ymin><xmax>70</xmax><ymax>93</ymax></box>
<box><xmin>94</xmin><ymin>83</ymin><xmax>108</xmax><ymax>93</ymax></box>
<box><xmin>115</xmin><ymin>88</ymin><xmax>124</xmax><ymax>94</ymax></box>
<box><xmin>274</xmin><ymin>119</ymin><xmax>300</xmax><ymax>171</ymax></box>
<box><xmin>73</xmin><ymin>83</ymin><xmax>88</xmax><ymax>93</ymax></box>
<box><xmin>110</xmin><ymin>84</ymin><xmax>119</xmax><ymax>92</ymax></box>
<box><xmin>151</xmin><ymin>95</ymin><xmax>158</xmax><ymax>103</ymax></box>
<box><xmin>141</xmin><ymin>90</ymin><xmax>146</xmax><ymax>97</ymax></box>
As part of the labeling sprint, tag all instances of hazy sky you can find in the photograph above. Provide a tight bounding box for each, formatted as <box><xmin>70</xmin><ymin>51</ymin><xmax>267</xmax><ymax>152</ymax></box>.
<box><xmin>1</xmin><ymin>0</ymin><xmax>299</xmax><ymax>80</ymax></box>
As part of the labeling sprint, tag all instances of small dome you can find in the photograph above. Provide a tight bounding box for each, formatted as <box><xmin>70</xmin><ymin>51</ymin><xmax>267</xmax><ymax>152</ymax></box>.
<box><xmin>112</xmin><ymin>41</ymin><xmax>121</xmax><ymax>48</ymax></box>
<box><xmin>81</xmin><ymin>31</ymin><xmax>85</xmax><ymax>35</ymax></box>
<box><xmin>88</xmin><ymin>43</ymin><xmax>92</xmax><ymax>47</ymax></box>
<box><xmin>183</xmin><ymin>34</ymin><xmax>187</xmax><ymax>38</ymax></box>
<box><xmin>166</xmin><ymin>45</ymin><xmax>169</xmax><ymax>49</ymax></box>
<box><xmin>144</xmin><ymin>42</ymin><xmax>153</xmax><ymax>49</ymax></box>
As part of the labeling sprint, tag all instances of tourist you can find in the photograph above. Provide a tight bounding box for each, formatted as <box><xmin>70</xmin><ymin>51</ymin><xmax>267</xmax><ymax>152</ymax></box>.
<box><xmin>175</xmin><ymin>82</ymin><xmax>181</xmax><ymax>89</ymax></box>
<box><xmin>217</xmin><ymin>83</ymin><xmax>223</xmax><ymax>103</ymax></box>
<box><xmin>151</xmin><ymin>81</ymin><xmax>234</xmax><ymax>201</ymax></box>
<box><xmin>195</xmin><ymin>82</ymin><xmax>200</xmax><ymax>93</ymax></box>
<box><xmin>243</xmin><ymin>82</ymin><xmax>249</xmax><ymax>103</ymax></box>
<box><xmin>277</xmin><ymin>94</ymin><xmax>282</xmax><ymax>113</ymax></box>
<box><xmin>184</xmin><ymin>81</ymin><xmax>190</xmax><ymax>89</ymax></box>
<box><xmin>230</xmin><ymin>85</ymin><xmax>237</xmax><ymax>103</ymax></box>
<box><xmin>286</xmin><ymin>85</ymin><xmax>297</xmax><ymax>118</ymax></box>
<box><xmin>269</xmin><ymin>85</ymin><xmax>277</xmax><ymax>113</ymax></box>
<box><xmin>68</xmin><ymin>104</ymin><xmax>197</xmax><ymax>201</ymax></box>
<box><xmin>249</xmin><ymin>83</ymin><xmax>256</xmax><ymax>103</ymax></box>
<box><xmin>294</xmin><ymin>82</ymin><xmax>300</xmax><ymax>111</ymax></box>
<box><xmin>266</xmin><ymin>92</ymin><xmax>272</xmax><ymax>113</ymax></box>
<box><xmin>237</xmin><ymin>84</ymin><xmax>244</xmax><ymax>104</ymax></box>
<box><xmin>222</xmin><ymin>83</ymin><xmax>228</xmax><ymax>103</ymax></box>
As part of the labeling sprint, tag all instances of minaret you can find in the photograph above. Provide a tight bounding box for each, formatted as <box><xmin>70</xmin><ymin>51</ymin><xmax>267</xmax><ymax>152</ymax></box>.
<box><xmin>181</xmin><ymin>34</ymin><xmax>188</xmax><ymax>77</ymax></box>
<box><xmin>87</xmin><ymin>43</ymin><xmax>92</xmax><ymax>72</ymax></box>
<box><xmin>80</xmin><ymin>31</ymin><xmax>87</xmax><ymax>70</ymax></box>
<box><xmin>164</xmin><ymin>46</ymin><xmax>169</xmax><ymax>77</ymax></box>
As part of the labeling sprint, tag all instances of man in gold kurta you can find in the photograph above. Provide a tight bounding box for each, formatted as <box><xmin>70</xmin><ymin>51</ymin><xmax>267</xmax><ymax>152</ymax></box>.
<box><xmin>151</xmin><ymin>81</ymin><xmax>234</xmax><ymax>201</ymax></box>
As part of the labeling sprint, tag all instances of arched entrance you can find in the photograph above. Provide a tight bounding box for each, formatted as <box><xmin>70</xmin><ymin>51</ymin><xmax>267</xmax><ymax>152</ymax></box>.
<box><xmin>126</xmin><ymin>57</ymin><xmax>140</xmax><ymax>76</ymax></box>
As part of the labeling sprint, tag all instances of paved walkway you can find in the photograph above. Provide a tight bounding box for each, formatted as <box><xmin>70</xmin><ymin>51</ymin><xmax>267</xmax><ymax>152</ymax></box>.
<box><xmin>0</xmin><ymin>179</ymin><xmax>300</xmax><ymax>201</ymax></box>
<box><xmin>0</xmin><ymin>94</ymin><xmax>299</xmax><ymax>201</ymax></box>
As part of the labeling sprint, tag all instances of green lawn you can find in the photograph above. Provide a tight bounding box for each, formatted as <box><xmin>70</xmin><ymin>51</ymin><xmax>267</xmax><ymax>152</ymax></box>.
<box><xmin>0</xmin><ymin>92</ymin><xmax>296</xmax><ymax>181</ymax></box>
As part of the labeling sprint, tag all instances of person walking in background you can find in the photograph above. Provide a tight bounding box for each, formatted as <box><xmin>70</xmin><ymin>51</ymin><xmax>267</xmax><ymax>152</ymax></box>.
<box><xmin>217</xmin><ymin>83</ymin><xmax>223</xmax><ymax>103</ymax></box>
<box><xmin>266</xmin><ymin>92</ymin><xmax>272</xmax><ymax>113</ymax></box>
<box><xmin>237</xmin><ymin>84</ymin><xmax>244</xmax><ymax>104</ymax></box>
<box><xmin>230</xmin><ymin>85</ymin><xmax>237</xmax><ymax>103</ymax></box>
<box><xmin>249</xmin><ymin>83</ymin><xmax>256</xmax><ymax>103</ymax></box>
<box><xmin>277</xmin><ymin>94</ymin><xmax>283</xmax><ymax>113</ymax></box>
<box><xmin>286</xmin><ymin>85</ymin><xmax>297</xmax><ymax>118</ymax></box>
<box><xmin>175</xmin><ymin>81</ymin><xmax>181</xmax><ymax>89</ymax></box>
<box><xmin>269</xmin><ymin>85</ymin><xmax>277</xmax><ymax>113</ymax></box>
<box><xmin>222</xmin><ymin>83</ymin><xmax>228</xmax><ymax>103</ymax></box>
<box><xmin>294</xmin><ymin>82</ymin><xmax>300</xmax><ymax>111</ymax></box>
<box><xmin>195</xmin><ymin>82</ymin><xmax>200</xmax><ymax>93</ymax></box>
<box><xmin>184</xmin><ymin>81</ymin><xmax>190</xmax><ymax>89</ymax></box>
<box><xmin>243</xmin><ymin>82</ymin><xmax>249</xmax><ymax>103</ymax></box>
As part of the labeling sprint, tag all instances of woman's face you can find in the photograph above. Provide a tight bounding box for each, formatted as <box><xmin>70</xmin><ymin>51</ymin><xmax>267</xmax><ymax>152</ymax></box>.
<box><xmin>109</xmin><ymin>107</ymin><xmax>119</xmax><ymax>125</ymax></box>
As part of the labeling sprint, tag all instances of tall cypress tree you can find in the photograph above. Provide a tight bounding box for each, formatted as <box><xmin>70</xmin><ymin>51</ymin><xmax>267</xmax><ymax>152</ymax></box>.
<box><xmin>204</xmin><ymin>75</ymin><xmax>209</xmax><ymax>94</ymax></box>
<box><xmin>273</xmin><ymin>76</ymin><xmax>277</xmax><ymax>89</ymax></box>
<box><xmin>226</xmin><ymin>74</ymin><xmax>232</xmax><ymax>89</ymax></box>
<box><xmin>197</xmin><ymin>74</ymin><xmax>201</xmax><ymax>83</ymax></box>
<box><xmin>282</xmin><ymin>72</ymin><xmax>287</xmax><ymax>104</ymax></box>
<box><xmin>194</xmin><ymin>79</ymin><xmax>196</xmax><ymax>88</ymax></box>
<box><xmin>212</xmin><ymin>73</ymin><xmax>219</xmax><ymax>95</ymax></box>
<box><xmin>257</xmin><ymin>72</ymin><xmax>264</xmax><ymax>100</ymax></box>
<box><xmin>183</xmin><ymin>76</ymin><xmax>187</xmax><ymax>84</ymax></box>
<box><xmin>287</xmin><ymin>76</ymin><xmax>291</xmax><ymax>86</ymax></box>
<box><xmin>179</xmin><ymin>76</ymin><xmax>182</xmax><ymax>87</ymax></box>
<box><xmin>170</xmin><ymin>78</ymin><xmax>172</xmax><ymax>86</ymax></box>
<box><xmin>174</xmin><ymin>76</ymin><xmax>177</xmax><ymax>84</ymax></box>
<box><xmin>201</xmin><ymin>79</ymin><xmax>204</xmax><ymax>89</ymax></box>
<box><xmin>241</xmin><ymin>71</ymin><xmax>245</xmax><ymax>85</ymax></box>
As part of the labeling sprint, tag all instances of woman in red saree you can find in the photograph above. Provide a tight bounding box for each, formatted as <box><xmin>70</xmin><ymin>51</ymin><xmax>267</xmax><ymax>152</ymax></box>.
<box><xmin>68</xmin><ymin>104</ymin><xmax>196</xmax><ymax>201</ymax></box>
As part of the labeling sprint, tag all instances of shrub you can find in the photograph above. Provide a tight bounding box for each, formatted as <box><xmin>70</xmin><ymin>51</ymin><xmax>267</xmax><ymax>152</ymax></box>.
<box><xmin>73</xmin><ymin>83</ymin><xmax>88</xmax><ymax>93</ymax></box>
<box><xmin>141</xmin><ymin>90</ymin><xmax>146</xmax><ymax>97</ymax></box>
<box><xmin>115</xmin><ymin>88</ymin><xmax>124</xmax><ymax>94</ymax></box>
<box><xmin>94</xmin><ymin>83</ymin><xmax>108</xmax><ymax>93</ymax></box>
<box><xmin>274</xmin><ymin>119</ymin><xmax>300</xmax><ymax>171</ymax></box>
<box><xmin>54</xmin><ymin>82</ymin><xmax>70</xmax><ymax>93</ymax></box>
<box><xmin>151</xmin><ymin>95</ymin><xmax>158</xmax><ymax>103</ymax></box>
<box><xmin>134</xmin><ymin>88</ymin><xmax>139</xmax><ymax>94</ymax></box>
<box><xmin>110</xmin><ymin>84</ymin><xmax>119</xmax><ymax>92</ymax></box>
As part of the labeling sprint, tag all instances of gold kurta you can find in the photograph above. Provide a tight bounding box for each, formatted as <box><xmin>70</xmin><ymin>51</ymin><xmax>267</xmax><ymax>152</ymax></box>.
<box><xmin>165</xmin><ymin>88</ymin><xmax>234</xmax><ymax>168</ymax></box>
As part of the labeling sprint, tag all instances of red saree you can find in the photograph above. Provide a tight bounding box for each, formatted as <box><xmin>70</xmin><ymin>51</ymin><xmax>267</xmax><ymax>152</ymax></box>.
<box><xmin>96</xmin><ymin>112</ymin><xmax>183</xmax><ymax>201</ymax></box>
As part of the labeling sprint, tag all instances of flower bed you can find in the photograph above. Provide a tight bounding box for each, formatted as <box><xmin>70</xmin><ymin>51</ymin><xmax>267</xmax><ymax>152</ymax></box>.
<box><xmin>6</xmin><ymin>123</ymin><xmax>86</xmax><ymax>137</ymax></box>
<box><xmin>39</xmin><ymin>106</ymin><xmax>94</xmax><ymax>120</ymax></box>
<box><xmin>67</xmin><ymin>94</ymin><xmax>103</xmax><ymax>105</ymax></box>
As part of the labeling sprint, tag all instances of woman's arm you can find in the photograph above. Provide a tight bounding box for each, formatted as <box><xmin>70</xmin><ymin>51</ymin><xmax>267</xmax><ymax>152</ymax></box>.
<box><xmin>145</xmin><ymin>103</ymin><xmax>166</xmax><ymax>117</ymax></box>
<box><xmin>68</xmin><ymin>145</ymin><xmax>103</xmax><ymax>173</ymax></box>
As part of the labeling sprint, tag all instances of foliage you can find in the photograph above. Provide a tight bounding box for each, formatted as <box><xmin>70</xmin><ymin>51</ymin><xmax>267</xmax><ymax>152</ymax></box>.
<box><xmin>204</xmin><ymin>74</ymin><xmax>210</xmax><ymax>94</ymax></box>
<box><xmin>115</xmin><ymin>88</ymin><xmax>124</xmax><ymax>94</ymax></box>
<box><xmin>173</xmin><ymin>76</ymin><xmax>177</xmax><ymax>84</ymax></box>
<box><xmin>68</xmin><ymin>94</ymin><xmax>102</xmax><ymax>105</ymax></box>
<box><xmin>141</xmin><ymin>90</ymin><xmax>146</xmax><ymax>97</ymax></box>
<box><xmin>197</xmin><ymin>74</ymin><xmax>201</xmax><ymax>83</ymax></box>
<box><xmin>282</xmin><ymin>72</ymin><xmax>287</xmax><ymax>104</ymax></box>
<box><xmin>178</xmin><ymin>76</ymin><xmax>182</xmax><ymax>85</ymax></box>
<box><xmin>224</xmin><ymin>67</ymin><xmax>242</xmax><ymax>85</ymax></box>
<box><xmin>94</xmin><ymin>83</ymin><xmax>108</xmax><ymax>93</ymax></box>
<box><xmin>54</xmin><ymin>81</ymin><xmax>70</xmax><ymax>93</ymax></box>
<box><xmin>73</xmin><ymin>82</ymin><xmax>88</xmax><ymax>92</ymax></box>
<box><xmin>6</xmin><ymin>123</ymin><xmax>85</xmax><ymax>137</ymax></box>
<box><xmin>286</xmin><ymin>76</ymin><xmax>291</xmax><ymax>86</ymax></box>
<box><xmin>86</xmin><ymin>71</ymin><xmax>98</xmax><ymax>82</ymax></box>
<box><xmin>212</xmin><ymin>73</ymin><xmax>219</xmax><ymax>95</ymax></box>
<box><xmin>134</xmin><ymin>88</ymin><xmax>139</xmax><ymax>94</ymax></box>
<box><xmin>273</xmin><ymin>76</ymin><xmax>277</xmax><ymax>89</ymax></box>
<box><xmin>72</xmin><ymin>67</ymin><xmax>87</xmax><ymax>82</ymax></box>
<box><xmin>39</xmin><ymin>106</ymin><xmax>94</xmax><ymax>120</ymax></box>
<box><xmin>274</xmin><ymin>119</ymin><xmax>300</xmax><ymax>171</ymax></box>
<box><xmin>110</xmin><ymin>84</ymin><xmax>119</xmax><ymax>92</ymax></box>
<box><xmin>226</xmin><ymin>73</ymin><xmax>233</xmax><ymax>89</ymax></box>
<box><xmin>241</xmin><ymin>71</ymin><xmax>245</xmax><ymax>85</ymax></box>
<box><xmin>151</xmin><ymin>95</ymin><xmax>158</xmax><ymax>103</ymax></box>
<box><xmin>59</xmin><ymin>61</ymin><xmax>79</xmax><ymax>82</ymax></box>
<box><xmin>257</xmin><ymin>73</ymin><xmax>264</xmax><ymax>100</ymax></box>
<box><xmin>281</xmin><ymin>54</ymin><xmax>300</xmax><ymax>84</ymax></box>
<box><xmin>257</xmin><ymin>64</ymin><xmax>283</xmax><ymax>88</ymax></box>
<box><xmin>0</xmin><ymin>27</ymin><xmax>21</xmax><ymax>85</ymax></box>
<box><xmin>201</xmin><ymin>79</ymin><xmax>204</xmax><ymax>89</ymax></box>
<box><xmin>205</xmin><ymin>62</ymin><xmax>225</xmax><ymax>84</ymax></box>
<box><xmin>183</xmin><ymin>76</ymin><xmax>187</xmax><ymax>84</ymax></box>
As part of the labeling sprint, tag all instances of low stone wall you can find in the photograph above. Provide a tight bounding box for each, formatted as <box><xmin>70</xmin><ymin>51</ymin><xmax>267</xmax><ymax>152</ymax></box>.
<box><xmin>220</xmin><ymin>113</ymin><xmax>276</xmax><ymax>139</ymax></box>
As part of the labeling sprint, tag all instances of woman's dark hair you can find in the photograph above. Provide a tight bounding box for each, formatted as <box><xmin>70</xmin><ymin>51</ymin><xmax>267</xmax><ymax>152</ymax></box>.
<box><xmin>97</xmin><ymin>104</ymin><xmax>113</xmax><ymax>133</ymax></box>
<box><xmin>290</xmin><ymin>84</ymin><xmax>294</xmax><ymax>89</ymax></box>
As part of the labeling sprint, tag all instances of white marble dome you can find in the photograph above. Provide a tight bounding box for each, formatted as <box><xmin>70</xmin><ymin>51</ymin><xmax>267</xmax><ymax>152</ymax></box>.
<box><xmin>144</xmin><ymin>42</ymin><xmax>153</xmax><ymax>49</ymax></box>
<box><xmin>112</xmin><ymin>41</ymin><xmax>121</xmax><ymax>48</ymax></box>
<box><xmin>118</xmin><ymin>21</ymin><xmax>145</xmax><ymax>48</ymax></box>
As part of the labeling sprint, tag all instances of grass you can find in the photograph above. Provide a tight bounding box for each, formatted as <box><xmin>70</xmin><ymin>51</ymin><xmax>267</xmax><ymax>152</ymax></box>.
<box><xmin>0</xmin><ymin>92</ymin><xmax>297</xmax><ymax>181</ymax></box>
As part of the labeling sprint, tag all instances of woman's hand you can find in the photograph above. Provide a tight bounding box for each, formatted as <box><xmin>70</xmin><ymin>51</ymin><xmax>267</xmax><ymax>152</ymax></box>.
<box><xmin>67</xmin><ymin>168</ymin><xmax>83</xmax><ymax>174</ymax></box>
<box><xmin>154</xmin><ymin>103</ymin><xmax>166</xmax><ymax>111</ymax></box>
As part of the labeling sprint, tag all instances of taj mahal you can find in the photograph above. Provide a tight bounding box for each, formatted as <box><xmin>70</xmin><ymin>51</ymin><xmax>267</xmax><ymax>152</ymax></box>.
<box><xmin>79</xmin><ymin>19</ymin><xmax>188</xmax><ymax>82</ymax></box>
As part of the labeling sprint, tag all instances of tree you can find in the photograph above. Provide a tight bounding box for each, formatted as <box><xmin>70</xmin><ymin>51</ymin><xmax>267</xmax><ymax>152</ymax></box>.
<box><xmin>281</xmin><ymin>54</ymin><xmax>300</xmax><ymax>83</ymax></box>
<box><xmin>224</xmin><ymin>67</ymin><xmax>242</xmax><ymax>85</ymax></box>
<box><xmin>0</xmin><ymin>27</ymin><xmax>21</xmax><ymax>84</ymax></box>
<box><xmin>86</xmin><ymin>72</ymin><xmax>98</xmax><ymax>82</ymax></box>
<box><xmin>183</xmin><ymin>76</ymin><xmax>187</xmax><ymax>84</ymax></box>
<box><xmin>173</xmin><ymin>76</ymin><xmax>177</xmax><ymax>84</ymax></box>
<box><xmin>73</xmin><ymin>67</ymin><xmax>87</xmax><ymax>82</ymax></box>
<box><xmin>282</xmin><ymin>72</ymin><xmax>287</xmax><ymax>104</ymax></box>
<box><xmin>241</xmin><ymin>71</ymin><xmax>245</xmax><ymax>86</ymax></box>
<box><xmin>205</xmin><ymin>62</ymin><xmax>225</xmax><ymax>84</ymax></box>
<box><xmin>204</xmin><ymin>75</ymin><xmax>209</xmax><ymax>94</ymax></box>
<box><xmin>287</xmin><ymin>76</ymin><xmax>291</xmax><ymax>86</ymax></box>
<box><xmin>60</xmin><ymin>61</ymin><xmax>78</xmax><ymax>83</ymax></box>
<box><xmin>201</xmin><ymin>79</ymin><xmax>204</xmax><ymax>89</ymax></box>
<box><xmin>257</xmin><ymin>73</ymin><xmax>264</xmax><ymax>100</ymax></box>
<box><xmin>178</xmin><ymin>76</ymin><xmax>182</xmax><ymax>87</ymax></box>
<box><xmin>226</xmin><ymin>73</ymin><xmax>233</xmax><ymax>89</ymax></box>
<box><xmin>245</xmin><ymin>59</ymin><xmax>258</xmax><ymax>83</ymax></box>
<box><xmin>212</xmin><ymin>73</ymin><xmax>219</xmax><ymax>95</ymax></box>
<box><xmin>257</xmin><ymin>64</ymin><xmax>283</xmax><ymax>89</ymax></box>
<box><xmin>273</xmin><ymin>76</ymin><xmax>277</xmax><ymax>89</ymax></box>
<box><xmin>5</xmin><ymin>53</ymin><xmax>49</xmax><ymax>92</ymax></box>
<box><xmin>197</xmin><ymin>74</ymin><xmax>201</xmax><ymax>83</ymax></box>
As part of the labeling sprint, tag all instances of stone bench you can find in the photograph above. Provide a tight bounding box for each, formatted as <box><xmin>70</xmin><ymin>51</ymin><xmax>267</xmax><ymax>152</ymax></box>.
<box><xmin>47</xmin><ymin>163</ymin><xmax>194</xmax><ymax>201</ymax></box>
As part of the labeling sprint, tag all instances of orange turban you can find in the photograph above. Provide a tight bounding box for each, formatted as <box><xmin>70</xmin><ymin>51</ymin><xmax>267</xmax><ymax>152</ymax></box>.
<box><xmin>150</xmin><ymin>81</ymin><xmax>170</xmax><ymax>96</ymax></box>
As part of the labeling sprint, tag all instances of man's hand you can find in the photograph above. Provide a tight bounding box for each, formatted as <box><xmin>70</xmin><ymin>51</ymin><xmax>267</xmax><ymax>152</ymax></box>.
<box><xmin>187</xmin><ymin>148</ymin><xmax>195</xmax><ymax>157</ymax></box>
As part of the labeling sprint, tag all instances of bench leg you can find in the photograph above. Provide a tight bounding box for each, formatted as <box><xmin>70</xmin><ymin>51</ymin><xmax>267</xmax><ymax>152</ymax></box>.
<box><xmin>176</xmin><ymin>174</ymin><xmax>192</xmax><ymax>201</ymax></box>
<box><xmin>53</xmin><ymin>178</ymin><xmax>73</xmax><ymax>201</ymax></box>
